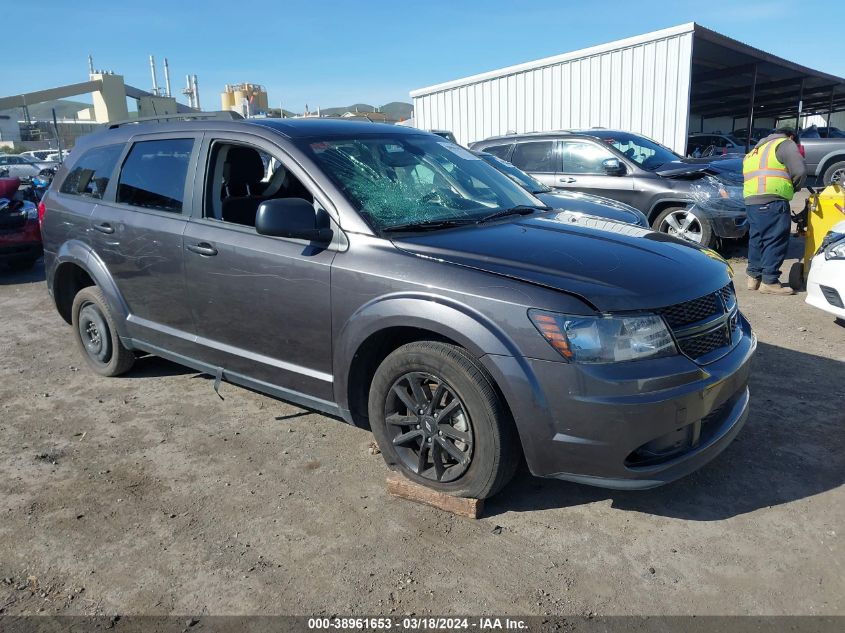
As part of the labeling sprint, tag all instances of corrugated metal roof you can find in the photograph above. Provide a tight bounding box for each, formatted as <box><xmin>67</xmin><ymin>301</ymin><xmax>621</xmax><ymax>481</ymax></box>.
<box><xmin>410</xmin><ymin>23</ymin><xmax>696</xmax><ymax>98</ymax></box>
<box><xmin>411</xmin><ymin>27</ymin><xmax>694</xmax><ymax>152</ymax></box>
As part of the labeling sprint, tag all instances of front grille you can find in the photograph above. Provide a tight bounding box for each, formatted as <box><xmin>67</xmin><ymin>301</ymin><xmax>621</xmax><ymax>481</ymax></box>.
<box><xmin>719</xmin><ymin>283</ymin><xmax>737</xmax><ymax>311</ymax></box>
<box><xmin>678</xmin><ymin>326</ymin><xmax>730</xmax><ymax>359</ymax></box>
<box><xmin>820</xmin><ymin>285</ymin><xmax>844</xmax><ymax>309</ymax></box>
<box><xmin>659</xmin><ymin>283</ymin><xmax>740</xmax><ymax>364</ymax></box>
<box><xmin>658</xmin><ymin>293</ymin><xmax>720</xmax><ymax>328</ymax></box>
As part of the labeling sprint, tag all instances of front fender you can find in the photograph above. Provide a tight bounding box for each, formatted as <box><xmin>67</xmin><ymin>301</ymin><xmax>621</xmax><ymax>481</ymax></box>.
<box><xmin>51</xmin><ymin>240</ymin><xmax>130</xmax><ymax>336</ymax></box>
<box><xmin>814</xmin><ymin>149</ymin><xmax>845</xmax><ymax>177</ymax></box>
<box><xmin>333</xmin><ymin>292</ymin><xmax>521</xmax><ymax>408</ymax></box>
<box><xmin>333</xmin><ymin>291</ymin><xmax>556</xmax><ymax>473</ymax></box>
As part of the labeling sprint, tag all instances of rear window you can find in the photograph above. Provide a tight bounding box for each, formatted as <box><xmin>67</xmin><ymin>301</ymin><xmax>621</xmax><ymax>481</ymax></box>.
<box><xmin>481</xmin><ymin>144</ymin><xmax>513</xmax><ymax>160</ymax></box>
<box><xmin>59</xmin><ymin>144</ymin><xmax>123</xmax><ymax>199</ymax></box>
<box><xmin>116</xmin><ymin>138</ymin><xmax>194</xmax><ymax>213</ymax></box>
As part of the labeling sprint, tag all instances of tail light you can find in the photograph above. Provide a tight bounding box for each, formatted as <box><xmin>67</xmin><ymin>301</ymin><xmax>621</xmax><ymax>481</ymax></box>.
<box><xmin>797</xmin><ymin>144</ymin><xmax>805</xmax><ymax>158</ymax></box>
<box><xmin>38</xmin><ymin>200</ymin><xmax>46</xmax><ymax>225</ymax></box>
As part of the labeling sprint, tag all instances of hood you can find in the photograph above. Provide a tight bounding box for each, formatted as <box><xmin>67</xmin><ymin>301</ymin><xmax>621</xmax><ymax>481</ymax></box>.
<box><xmin>655</xmin><ymin>158</ymin><xmax>742</xmax><ymax>181</ymax></box>
<box><xmin>535</xmin><ymin>191</ymin><xmax>649</xmax><ymax>227</ymax></box>
<box><xmin>393</xmin><ymin>211</ymin><xmax>732</xmax><ymax>312</ymax></box>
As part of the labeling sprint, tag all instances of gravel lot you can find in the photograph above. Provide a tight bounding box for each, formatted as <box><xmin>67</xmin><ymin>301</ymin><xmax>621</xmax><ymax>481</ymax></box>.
<box><xmin>1</xmin><ymin>218</ymin><xmax>843</xmax><ymax>617</ymax></box>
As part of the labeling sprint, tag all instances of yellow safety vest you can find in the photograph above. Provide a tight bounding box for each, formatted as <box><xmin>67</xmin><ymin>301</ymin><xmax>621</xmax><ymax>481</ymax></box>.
<box><xmin>743</xmin><ymin>138</ymin><xmax>794</xmax><ymax>201</ymax></box>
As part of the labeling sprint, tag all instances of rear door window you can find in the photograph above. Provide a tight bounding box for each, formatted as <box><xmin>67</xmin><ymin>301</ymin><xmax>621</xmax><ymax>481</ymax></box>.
<box><xmin>510</xmin><ymin>141</ymin><xmax>559</xmax><ymax>173</ymax></box>
<box><xmin>116</xmin><ymin>138</ymin><xmax>194</xmax><ymax>213</ymax></box>
<box><xmin>59</xmin><ymin>144</ymin><xmax>123</xmax><ymax>199</ymax></box>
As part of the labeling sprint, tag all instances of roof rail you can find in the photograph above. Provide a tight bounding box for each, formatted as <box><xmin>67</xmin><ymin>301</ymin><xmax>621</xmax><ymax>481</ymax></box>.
<box><xmin>105</xmin><ymin>111</ymin><xmax>244</xmax><ymax>129</ymax></box>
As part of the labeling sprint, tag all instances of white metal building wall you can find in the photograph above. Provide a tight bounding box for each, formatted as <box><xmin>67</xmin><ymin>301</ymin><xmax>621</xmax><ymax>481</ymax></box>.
<box><xmin>411</xmin><ymin>24</ymin><xmax>695</xmax><ymax>154</ymax></box>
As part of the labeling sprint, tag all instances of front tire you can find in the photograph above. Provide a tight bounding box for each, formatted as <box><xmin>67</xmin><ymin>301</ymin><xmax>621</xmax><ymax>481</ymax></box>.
<box><xmin>653</xmin><ymin>205</ymin><xmax>716</xmax><ymax>249</ymax></box>
<box><xmin>71</xmin><ymin>286</ymin><xmax>135</xmax><ymax>377</ymax></box>
<box><xmin>368</xmin><ymin>341</ymin><xmax>520</xmax><ymax>499</ymax></box>
<box><xmin>822</xmin><ymin>160</ymin><xmax>845</xmax><ymax>187</ymax></box>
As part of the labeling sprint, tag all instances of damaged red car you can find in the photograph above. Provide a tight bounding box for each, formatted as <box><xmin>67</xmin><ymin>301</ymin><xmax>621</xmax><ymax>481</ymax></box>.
<box><xmin>0</xmin><ymin>177</ymin><xmax>43</xmax><ymax>271</ymax></box>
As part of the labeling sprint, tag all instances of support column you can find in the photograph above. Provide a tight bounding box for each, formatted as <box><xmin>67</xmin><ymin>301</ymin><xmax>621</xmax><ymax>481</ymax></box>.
<box><xmin>828</xmin><ymin>88</ymin><xmax>836</xmax><ymax>131</ymax></box>
<box><xmin>91</xmin><ymin>73</ymin><xmax>129</xmax><ymax>123</ymax></box>
<box><xmin>745</xmin><ymin>64</ymin><xmax>758</xmax><ymax>149</ymax></box>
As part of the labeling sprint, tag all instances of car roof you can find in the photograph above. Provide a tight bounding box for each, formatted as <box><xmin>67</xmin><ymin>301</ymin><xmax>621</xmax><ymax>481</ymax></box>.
<box><xmin>74</xmin><ymin>116</ymin><xmax>433</xmax><ymax>150</ymax></box>
<box><xmin>475</xmin><ymin>129</ymin><xmax>652</xmax><ymax>143</ymax></box>
<box><xmin>245</xmin><ymin>118</ymin><xmax>429</xmax><ymax>139</ymax></box>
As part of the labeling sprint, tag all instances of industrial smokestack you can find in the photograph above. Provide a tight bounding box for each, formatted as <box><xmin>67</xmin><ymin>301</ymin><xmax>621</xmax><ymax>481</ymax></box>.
<box><xmin>163</xmin><ymin>58</ymin><xmax>172</xmax><ymax>97</ymax></box>
<box><xmin>88</xmin><ymin>54</ymin><xmax>94</xmax><ymax>76</ymax></box>
<box><xmin>192</xmin><ymin>74</ymin><xmax>200</xmax><ymax>110</ymax></box>
<box><xmin>149</xmin><ymin>55</ymin><xmax>159</xmax><ymax>96</ymax></box>
<box><xmin>183</xmin><ymin>74</ymin><xmax>193</xmax><ymax>108</ymax></box>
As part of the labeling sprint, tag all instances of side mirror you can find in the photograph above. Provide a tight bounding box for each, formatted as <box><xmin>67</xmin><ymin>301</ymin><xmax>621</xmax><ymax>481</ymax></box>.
<box><xmin>602</xmin><ymin>158</ymin><xmax>625</xmax><ymax>176</ymax></box>
<box><xmin>255</xmin><ymin>198</ymin><xmax>333</xmax><ymax>242</ymax></box>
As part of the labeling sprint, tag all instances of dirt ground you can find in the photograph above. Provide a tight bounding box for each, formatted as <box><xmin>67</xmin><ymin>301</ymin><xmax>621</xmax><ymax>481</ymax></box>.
<box><xmin>1</xmin><ymin>204</ymin><xmax>843</xmax><ymax>617</ymax></box>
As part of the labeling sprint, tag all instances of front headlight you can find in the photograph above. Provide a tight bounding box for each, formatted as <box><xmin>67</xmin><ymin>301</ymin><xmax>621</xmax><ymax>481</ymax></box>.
<box><xmin>529</xmin><ymin>310</ymin><xmax>677</xmax><ymax>363</ymax></box>
<box><xmin>824</xmin><ymin>233</ymin><xmax>845</xmax><ymax>260</ymax></box>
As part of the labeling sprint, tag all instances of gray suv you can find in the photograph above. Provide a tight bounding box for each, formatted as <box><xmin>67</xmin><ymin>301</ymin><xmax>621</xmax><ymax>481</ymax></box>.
<box><xmin>471</xmin><ymin>130</ymin><xmax>747</xmax><ymax>249</ymax></box>
<box><xmin>41</xmin><ymin>115</ymin><xmax>755</xmax><ymax>499</ymax></box>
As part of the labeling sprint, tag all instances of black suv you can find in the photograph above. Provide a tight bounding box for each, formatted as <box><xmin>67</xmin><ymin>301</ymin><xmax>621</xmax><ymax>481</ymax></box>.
<box><xmin>41</xmin><ymin>114</ymin><xmax>755</xmax><ymax>499</ymax></box>
<box><xmin>471</xmin><ymin>130</ymin><xmax>747</xmax><ymax>249</ymax></box>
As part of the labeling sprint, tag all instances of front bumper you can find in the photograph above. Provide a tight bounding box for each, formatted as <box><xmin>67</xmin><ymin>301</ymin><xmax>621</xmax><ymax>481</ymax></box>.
<box><xmin>483</xmin><ymin>314</ymin><xmax>756</xmax><ymax>489</ymax></box>
<box><xmin>806</xmin><ymin>254</ymin><xmax>845</xmax><ymax>319</ymax></box>
<box><xmin>709</xmin><ymin>211</ymin><xmax>748</xmax><ymax>239</ymax></box>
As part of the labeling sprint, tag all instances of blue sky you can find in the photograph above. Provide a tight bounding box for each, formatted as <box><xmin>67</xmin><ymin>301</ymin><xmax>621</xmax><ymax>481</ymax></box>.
<box><xmin>4</xmin><ymin>0</ymin><xmax>842</xmax><ymax>112</ymax></box>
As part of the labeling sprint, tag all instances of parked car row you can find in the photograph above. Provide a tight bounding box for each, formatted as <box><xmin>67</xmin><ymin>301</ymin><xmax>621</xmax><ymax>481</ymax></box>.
<box><xmin>21</xmin><ymin>149</ymin><xmax>70</xmax><ymax>163</ymax></box>
<box><xmin>684</xmin><ymin>124</ymin><xmax>845</xmax><ymax>186</ymax></box>
<box><xmin>38</xmin><ymin>117</ymin><xmax>754</xmax><ymax>499</ymax></box>
<box><xmin>470</xmin><ymin>129</ymin><xmax>746</xmax><ymax>248</ymax></box>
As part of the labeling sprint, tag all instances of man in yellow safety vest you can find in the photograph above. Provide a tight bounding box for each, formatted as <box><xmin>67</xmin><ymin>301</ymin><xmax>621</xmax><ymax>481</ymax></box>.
<box><xmin>742</xmin><ymin>127</ymin><xmax>807</xmax><ymax>295</ymax></box>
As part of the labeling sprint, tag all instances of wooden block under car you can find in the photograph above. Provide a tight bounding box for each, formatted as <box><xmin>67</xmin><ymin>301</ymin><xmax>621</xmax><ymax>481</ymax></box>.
<box><xmin>386</xmin><ymin>472</ymin><xmax>484</xmax><ymax>519</ymax></box>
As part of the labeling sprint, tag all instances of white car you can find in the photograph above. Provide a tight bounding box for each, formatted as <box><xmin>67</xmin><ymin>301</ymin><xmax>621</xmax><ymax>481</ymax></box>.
<box><xmin>806</xmin><ymin>219</ymin><xmax>845</xmax><ymax>321</ymax></box>
<box><xmin>0</xmin><ymin>154</ymin><xmax>54</xmax><ymax>179</ymax></box>
<box><xmin>20</xmin><ymin>150</ymin><xmax>54</xmax><ymax>161</ymax></box>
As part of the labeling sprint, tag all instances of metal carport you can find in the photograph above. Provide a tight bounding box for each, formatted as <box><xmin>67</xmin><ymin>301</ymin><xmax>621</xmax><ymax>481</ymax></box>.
<box><xmin>689</xmin><ymin>25</ymin><xmax>845</xmax><ymax>146</ymax></box>
<box><xmin>410</xmin><ymin>23</ymin><xmax>845</xmax><ymax>153</ymax></box>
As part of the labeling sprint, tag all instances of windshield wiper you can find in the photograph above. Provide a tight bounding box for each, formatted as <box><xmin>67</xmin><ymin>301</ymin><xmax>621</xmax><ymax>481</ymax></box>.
<box><xmin>382</xmin><ymin>218</ymin><xmax>476</xmax><ymax>233</ymax></box>
<box><xmin>475</xmin><ymin>205</ymin><xmax>548</xmax><ymax>224</ymax></box>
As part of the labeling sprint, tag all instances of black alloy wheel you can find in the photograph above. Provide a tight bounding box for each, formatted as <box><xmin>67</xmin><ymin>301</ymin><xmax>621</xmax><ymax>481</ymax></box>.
<box><xmin>384</xmin><ymin>371</ymin><xmax>474</xmax><ymax>483</ymax></box>
<box><xmin>368</xmin><ymin>341</ymin><xmax>520</xmax><ymax>499</ymax></box>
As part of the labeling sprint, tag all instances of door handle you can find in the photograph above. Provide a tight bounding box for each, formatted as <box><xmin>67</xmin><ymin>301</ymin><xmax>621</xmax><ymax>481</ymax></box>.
<box><xmin>558</xmin><ymin>177</ymin><xmax>577</xmax><ymax>184</ymax></box>
<box><xmin>186</xmin><ymin>242</ymin><xmax>218</xmax><ymax>256</ymax></box>
<box><xmin>93</xmin><ymin>222</ymin><xmax>115</xmax><ymax>234</ymax></box>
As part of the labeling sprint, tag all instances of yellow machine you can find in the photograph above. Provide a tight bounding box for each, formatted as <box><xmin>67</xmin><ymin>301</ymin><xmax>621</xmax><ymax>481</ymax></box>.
<box><xmin>789</xmin><ymin>183</ymin><xmax>845</xmax><ymax>289</ymax></box>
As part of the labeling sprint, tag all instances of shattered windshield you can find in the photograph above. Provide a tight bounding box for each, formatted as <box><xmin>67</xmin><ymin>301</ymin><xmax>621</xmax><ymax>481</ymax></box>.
<box><xmin>304</xmin><ymin>135</ymin><xmax>543</xmax><ymax>231</ymax></box>
<box><xmin>589</xmin><ymin>131</ymin><xmax>680</xmax><ymax>171</ymax></box>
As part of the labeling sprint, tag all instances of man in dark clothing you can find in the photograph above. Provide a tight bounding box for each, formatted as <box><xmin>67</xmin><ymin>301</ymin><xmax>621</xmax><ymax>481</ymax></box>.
<box><xmin>742</xmin><ymin>128</ymin><xmax>807</xmax><ymax>295</ymax></box>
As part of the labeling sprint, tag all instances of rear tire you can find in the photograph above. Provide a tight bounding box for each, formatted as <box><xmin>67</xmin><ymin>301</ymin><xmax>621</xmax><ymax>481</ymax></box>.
<box><xmin>71</xmin><ymin>286</ymin><xmax>135</xmax><ymax>377</ymax></box>
<box><xmin>368</xmin><ymin>341</ymin><xmax>520</xmax><ymax>499</ymax></box>
<box><xmin>652</xmin><ymin>205</ymin><xmax>716</xmax><ymax>249</ymax></box>
<box><xmin>822</xmin><ymin>160</ymin><xmax>845</xmax><ymax>187</ymax></box>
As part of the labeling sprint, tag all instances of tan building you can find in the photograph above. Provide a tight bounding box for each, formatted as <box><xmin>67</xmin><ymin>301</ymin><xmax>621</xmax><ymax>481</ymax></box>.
<box><xmin>221</xmin><ymin>83</ymin><xmax>269</xmax><ymax>117</ymax></box>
